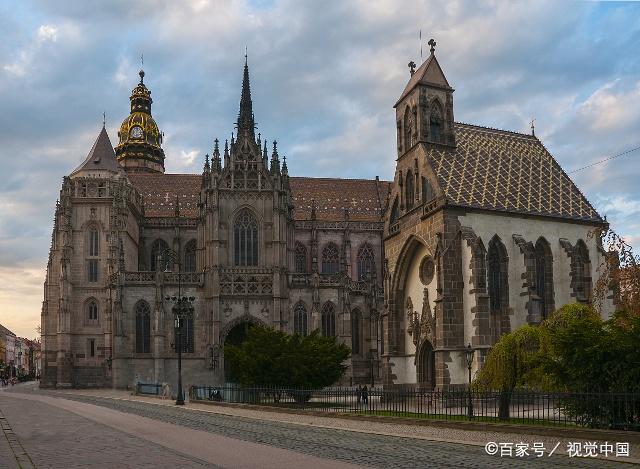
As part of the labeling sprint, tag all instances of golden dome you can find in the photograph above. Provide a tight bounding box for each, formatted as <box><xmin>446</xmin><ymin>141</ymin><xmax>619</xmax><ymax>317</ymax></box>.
<box><xmin>114</xmin><ymin>69</ymin><xmax>165</xmax><ymax>173</ymax></box>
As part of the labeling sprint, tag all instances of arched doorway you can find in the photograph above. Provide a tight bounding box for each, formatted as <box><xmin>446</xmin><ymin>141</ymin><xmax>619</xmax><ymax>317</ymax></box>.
<box><xmin>417</xmin><ymin>341</ymin><xmax>435</xmax><ymax>389</ymax></box>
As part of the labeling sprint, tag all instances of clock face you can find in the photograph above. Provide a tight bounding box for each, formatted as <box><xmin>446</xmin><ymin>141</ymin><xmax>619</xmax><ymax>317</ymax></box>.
<box><xmin>130</xmin><ymin>126</ymin><xmax>143</xmax><ymax>139</ymax></box>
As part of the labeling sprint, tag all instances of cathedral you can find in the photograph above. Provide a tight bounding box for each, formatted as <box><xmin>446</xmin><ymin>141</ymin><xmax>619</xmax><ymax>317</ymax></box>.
<box><xmin>41</xmin><ymin>43</ymin><xmax>614</xmax><ymax>390</ymax></box>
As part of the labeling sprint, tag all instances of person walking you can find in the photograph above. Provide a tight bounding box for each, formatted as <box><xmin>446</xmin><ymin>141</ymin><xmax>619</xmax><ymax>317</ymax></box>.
<box><xmin>356</xmin><ymin>385</ymin><xmax>362</xmax><ymax>405</ymax></box>
<box><xmin>362</xmin><ymin>385</ymin><xmax>369</xmax><ymax>405</ymax></box>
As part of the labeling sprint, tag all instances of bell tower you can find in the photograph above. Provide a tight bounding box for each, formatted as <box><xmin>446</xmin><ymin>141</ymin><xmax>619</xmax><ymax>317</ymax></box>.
<box><xmin>114</xmin><ymin>69</ymin><xmax>166</xmax><ymax>173</ymax></box>
<box><xmin>394</xmin><ymin>39</ymin><xmax>455</xmax><ymax>157</ymax></box>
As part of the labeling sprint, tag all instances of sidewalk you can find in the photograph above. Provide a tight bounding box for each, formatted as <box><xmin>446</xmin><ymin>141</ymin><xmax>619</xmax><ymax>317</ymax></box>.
<box><xmin>45</xmin><ymin>387</ymin><xmax>639</xmax><ymax>464</ymax></box>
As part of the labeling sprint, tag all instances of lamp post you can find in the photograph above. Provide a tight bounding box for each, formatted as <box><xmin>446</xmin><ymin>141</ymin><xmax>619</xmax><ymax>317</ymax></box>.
<box><xmin>465</xmin><ymin>342</ymin><xmax>474</xmax><ymax>419</ymax></box>
<box><xmin>163</xmin><ymin>248</ymin><xmax>195</xmax><ymax>406</ymax></box>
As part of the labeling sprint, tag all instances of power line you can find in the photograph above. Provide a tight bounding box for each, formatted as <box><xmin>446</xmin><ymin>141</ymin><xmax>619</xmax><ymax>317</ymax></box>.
<box><xmin>568</xmin><ymin>145</ymin><xmax>640</xmax><ymax>174</ymax></box>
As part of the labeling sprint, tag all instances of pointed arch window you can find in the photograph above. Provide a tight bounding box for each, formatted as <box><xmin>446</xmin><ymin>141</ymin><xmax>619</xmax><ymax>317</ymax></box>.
<box><xmin>430</xmin><ymin>102</ymin><xmax>443</xmax><ymax>143</ymax></box>
<box><xmin>534</xmin><ymin>238</ymin><xmax>554</xmax><ymax>319</ymax></box>
<box><xmin>422</xmin><ymin>177</ymin><xmax>435</xmax><ymax>203</ymax></box>
<box><xmin>184</xmin><ymin>239</ymin><xmax>197</xmax><ymax>272</ymax></box>
<box><xmin>574</xmin><ymin>240</ymin><xmax>591</xmax><ymax>303</ymax></box>
<box><xmin>357</xmin><ymin>243</ymin><xmax>375</xmax><ymax>281</ymax></box>
<box><xmin>321</xmin><ymin>302</ymin><xmax>336</xmax><ymax>337</ymax></box>
<box><xmin>150</xmin><ymin>239</ymin><xmax>170</xmax><ymax>272</ymax></box>
<box><xmin>351</xmin><ymin>309</ymin><xmax>362</xmax><ymax>355</ymax></box>
<box><xmin>86</xmin><ymin>227</ymin><xmax>100</xmax><ymax>283</ymax></box>
<box><xmin>86</xmin><ymin>299</ymin><xmax>99</xmax><ymax>324</ymax></box>
<box><xmin>405</xmin><ymin>170</ymin><xmax>414</xmax><ymax>210</ymax></box>
<box><xmin>294</xmin><ymin>242</ymin><xmax>308</xmax><ymax>273</ymax></box>
<box><xmin>487</xmin><ymin>236</ymin><xmax>509</xmax><ymax>341</ymax></box>
<box><xmin>322</xmin><ymin>243</ymin><xmax>340</xmax><ymax>274</ymax></box>
<box><xmin>293</xmin><ymin>302</ymin><xmax>308</xmax><ymax>336</ymax></box>
<box><xmin>404</xmin><ymin>106</ymin><xmax>413</xmax><ymax>150</ymax></box>
<box><xmin>135</xmin><ymin>301</ymin><xmax>151</xmax><ymax>354</ymax></box>
<box><xmin>234</xmin><ymin>209</ymin><xmax>259</xmax><ymax>266</ymax></box>
<box><xmin>390</xmin><ymin>197</ymin><xmax>399</xmax><ymax>224</ymax></box>
<box><xmin>474</xmin><ymin>243</ymin><xmax>487</xmax><ymax>292</ymax></box>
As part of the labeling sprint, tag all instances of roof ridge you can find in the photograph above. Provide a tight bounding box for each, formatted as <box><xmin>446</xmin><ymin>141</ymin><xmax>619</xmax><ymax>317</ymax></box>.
<box><xmin>455</xmin><ymin>121</ymin><xmax>537</xmax><ymax>140</ymax></box>
<box><xmin>291</xmin><ymin>176</ymin><xmax>392</xmax><ymax>183</ymax></box>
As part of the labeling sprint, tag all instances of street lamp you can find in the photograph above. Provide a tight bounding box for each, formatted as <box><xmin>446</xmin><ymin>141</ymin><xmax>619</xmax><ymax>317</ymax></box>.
<box><xmin>163</xmin><ymin>247</ymin><xmax>195</xmax><ymax>406</ymax></box>
<box><xmin>465</xmin><ymin>342</ymin><xmax>474</xmax><ymax>419</ymax></box>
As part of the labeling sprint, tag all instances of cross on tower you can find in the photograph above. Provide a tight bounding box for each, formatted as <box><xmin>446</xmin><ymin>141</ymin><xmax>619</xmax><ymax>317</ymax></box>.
<box><xmin>428</xmin><ymin>38</ymin><xmax>436</xmax><ymax>55</ymax></box>
<box><xmin>530</xmin><ymin>118</ymin><xmax>536</xmax><ymax>137</ymax></box>
<box><xmin>408</xmin><ymin>61</ymin><xmax>416</xmax><ymax>76</ymax></box>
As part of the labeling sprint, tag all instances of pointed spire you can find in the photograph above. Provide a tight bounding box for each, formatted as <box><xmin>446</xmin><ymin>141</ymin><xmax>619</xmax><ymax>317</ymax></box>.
<box><xmin>263</xmin><ymin>140</ymin><xmax>269</xmax><ymax>166</ymax></box>
<box><xmin>212</xmin><ymin>138</ymin><xmax>221</xmax><ymax>171</ymax></box>
<box><xmin>71</xmin><ymin>126</ymin><xmax>119</xmax><ymax>176</ymax></box>
<box><xmin>282</xmin><ymin>154</ymin><xmax>288</xmax><ymax>175</ymax></box>
<box><xmin>204</xmin><ymin>153</ymin><xmax>210</xmax><ymax>171</ymax></box>
<box><xmin>224</xmin><ymin>139</ymin><xmax>230</xmax><ymax>167</ymax></box>
<box><xmin>271</xmin><ymin>140</ymin><xmax>280</xmax><ymax>174</ymax></box>
<box><xmin>237</xmin><ymin>56</ymin><xmax>255</xmax><ymax>138</ymax></box>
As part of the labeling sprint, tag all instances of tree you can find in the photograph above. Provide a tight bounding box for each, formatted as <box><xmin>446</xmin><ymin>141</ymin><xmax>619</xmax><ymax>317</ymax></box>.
<box><xmin>224</xmin><ymin>326</ymin><xmax>351</xmax><ymax>392</ymax></box>
<box><xmin>473</xmin><ymin>325</ymin><xmax>548</xmax><ymax>419</ymax></box>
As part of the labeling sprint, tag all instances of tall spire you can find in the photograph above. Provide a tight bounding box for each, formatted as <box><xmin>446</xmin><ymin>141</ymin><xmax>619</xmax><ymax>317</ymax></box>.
<box><xmin>237</xmin><ymin>56</ymin><xmax>255</xmax><ymax>139</ymax></box>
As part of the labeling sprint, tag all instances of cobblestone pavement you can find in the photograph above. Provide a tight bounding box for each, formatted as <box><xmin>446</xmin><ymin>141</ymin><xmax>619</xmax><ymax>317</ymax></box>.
<box><xmin>4</xmin><ymin>386</ymin><xmax>630</xmax><ymax>469</ymax></box>
<box><xmin>0</xmin><ymin>394</ymin><xmax>212</xmax><ymax>469</ymax></box>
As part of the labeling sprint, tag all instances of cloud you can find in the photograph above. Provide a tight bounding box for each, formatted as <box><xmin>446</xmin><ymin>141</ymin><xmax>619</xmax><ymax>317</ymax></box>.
<box><xmin>0</xmin><ymin>0</ymin><xmax>639</xmax><ymax>336</ymax></box>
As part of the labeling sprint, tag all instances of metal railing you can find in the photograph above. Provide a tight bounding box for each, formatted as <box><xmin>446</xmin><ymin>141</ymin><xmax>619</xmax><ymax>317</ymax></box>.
<box><xmin>189</xmin><ymin>385</ymin><xmax>640</xmax><ymax>431</ymax></box>
<box><xmin>137</xmin><ymin>382</ymin><xmax>162</xmax><ymax>395</ymax></box>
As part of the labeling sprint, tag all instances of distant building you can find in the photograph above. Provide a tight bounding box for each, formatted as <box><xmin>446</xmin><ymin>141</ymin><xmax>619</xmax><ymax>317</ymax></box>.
<box><xmin>1</xmin><ymin>324</ymin><xmax>16</xmax><ymax>377</ymax></box>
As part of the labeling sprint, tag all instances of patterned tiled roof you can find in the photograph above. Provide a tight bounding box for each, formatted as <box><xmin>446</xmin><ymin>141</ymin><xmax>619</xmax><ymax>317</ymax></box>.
<box><xmin>290</xmin><ymin>177</ymin><xmax>390</xmax><ymax>221</ymax></box>
<box><xmin>127</xmin><ymin>174</ymin><xmax>390</xmax><ymax>221</ymax></box>
<box><xmin>128</xmin><ymin>174</ymin><xmax>201</xmax><ymax>217</ymax></box>
<box><xmin>427</xmin><ymin>123</ymin><xmax>602</xmax><ymax>223</ymax></box>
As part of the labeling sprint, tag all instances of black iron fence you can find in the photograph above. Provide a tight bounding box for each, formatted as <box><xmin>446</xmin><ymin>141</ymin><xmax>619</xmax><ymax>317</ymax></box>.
<box><xmin>189</xmin><ymin>385</ymin><xmax>640</xmax><ymax>431</ymax></box>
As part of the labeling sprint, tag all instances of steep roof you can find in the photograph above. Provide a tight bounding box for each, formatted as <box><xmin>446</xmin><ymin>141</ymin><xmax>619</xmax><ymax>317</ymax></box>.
<box><xmin>425</xmin><ymin>123</ymin><xmax>602</xmax><ymax>223</ymax></box>
<box><xmin>394</xmin><ymin>54</ymin><xmax>451</xmax><ymax>107</ymax></box>
<box><xmin>127</xmin><ymin>173</ymin><xmax>201</xmax><ymax>217</ymax></box>
<box><xmin>127</xmin><ymin>174</ymin><xmax>390</xmax><ymax>221</ymax></box>
<box><xmin>290</xmin><ymin>177</ymin><xmax>390</xmax><ymax>221</ymax></box>
<box><xmin>71</xmin><ymin>126</ymin><xmax>120</xmax><ymax>175</ymax></box>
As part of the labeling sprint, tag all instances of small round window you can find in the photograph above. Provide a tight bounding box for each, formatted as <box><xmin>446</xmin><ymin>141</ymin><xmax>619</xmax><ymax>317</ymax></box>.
<box><xmin>419</xmin><ymin>256</ymin><xmax>435</xmax><ymax>285</ymax></box>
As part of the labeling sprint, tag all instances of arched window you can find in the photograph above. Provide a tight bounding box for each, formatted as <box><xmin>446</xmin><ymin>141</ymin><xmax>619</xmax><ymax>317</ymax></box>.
<box><xmin>390</xmin><ymin>197</ymin><xmax>399</xmax><ymax>224</ymax></box>
<box><xmin>86</xmin><ymin>227</ymin><xmax>99</xmax><ymax>283</ymax></box>
<box><xmin>234</xmin><ymin>209</ymin><xmax>258</xmax><ymax>266</ymax></box>
<box><xmin>88</xmin><ymin>228</ymin><xmax>99</xmax><ymax>256</ymax></box>
<box><xmin>430</xmin><ymin>102</ymin><xmax>443</xmax><ymax>143</ymax></box>
<box><xmin>405</xmin><ymin>170</ymin><xmax>414</xmax><ymax>210</ymax></box>
<box><xmin>184</xmin><ymin>239</ymin><xmax>197</xmax><ymax>272</ymax></box>
<box><xmin>351</xmin><ymin>309</ymin><xmax>362</xmax><ymax>355</ymax></box>
<box><xmin>294</xmin><ymin>242</ymin><xmax>307</xmax><ymax>273</ymax></box>
<box><xmin>404</xmin><ymin>106</ymin><xmax>413</xmax><ymax>150</ymax></box>
<box><xmin>150</xmin><ymin>239</ymin><xmax>170</xmax><ymax>272</ymax></box>
<box><xmin>321</xmin><ymin>302</ymin><xmax>336</xmax><ymax>337</ymax></box>
<box><xmin>357</xmin><ymin>243</ymin><xmax>375</xmax><ymax>281</ymax></box>
<box><xmin>574</xmin><ymin>240</ymin><xmax>591</xmax><ymax>303</ymax></box>
<box><xmin>535</xmin><ymin>237</ymin><xmax>554</xmax><ymax>319</ymax></box>
<box><xmin>135</xmin><ymin>301</ymin><xmax>151</xmax><ymax>354</ymax></box>
<box><xmin>474</xmin><ymin>242</ymin><xmax>487</xmax><ymax>292</ymax></box>
<box><xmin>487</xmin><ymin>236</ymin><xmax>509</xmax><ymax>340</ymax></box>
<box><xmin>86</xmin><ymin>299</ymin><xmax>99</xmax><ymax>323</ymax></box>
<box><xmin>322</xmin><ymin>243</ymin><xmax>340</xmax><ymax>274</ymax></box>
<box><xmin>422</xmin><ymin>177</ymin><xmax>435</xmax><ymax>203</ymax></box>
<box><xmin>293</xmin><ymin>302</ymin><xmax>308</xmax><ymax>336</ymax></box>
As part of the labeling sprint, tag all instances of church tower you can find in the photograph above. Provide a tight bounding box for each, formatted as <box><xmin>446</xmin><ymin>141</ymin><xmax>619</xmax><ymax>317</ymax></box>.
<box><xmin>394</xmin><ymin>39</ymin><xmax>455</xmax><ymax>155</ymax></box>
<box><xmin>115</xmin><ymin>69</ymin><xmax>166</xmax><ymax>173</ymax></box>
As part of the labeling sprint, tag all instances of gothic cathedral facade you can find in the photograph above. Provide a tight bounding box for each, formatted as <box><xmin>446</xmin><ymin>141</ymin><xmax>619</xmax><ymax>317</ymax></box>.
<box><xmin>41</xmin><ymin>47</ymin><xmax>613</xmax><ymax>390</ymax></box>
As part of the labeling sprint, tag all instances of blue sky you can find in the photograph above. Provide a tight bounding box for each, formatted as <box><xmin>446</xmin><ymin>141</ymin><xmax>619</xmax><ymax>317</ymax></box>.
<box><xmin>1</xmin><ymin>0</ymin><xmax>639</xmax><ymax>337</ymax></box>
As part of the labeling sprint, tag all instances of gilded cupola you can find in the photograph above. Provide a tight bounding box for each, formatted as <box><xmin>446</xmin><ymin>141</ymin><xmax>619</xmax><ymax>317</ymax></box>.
<box><xmin>114</xmin><ymin>69</ymin><xmax>166</xmax><ymax>173</ymax></box>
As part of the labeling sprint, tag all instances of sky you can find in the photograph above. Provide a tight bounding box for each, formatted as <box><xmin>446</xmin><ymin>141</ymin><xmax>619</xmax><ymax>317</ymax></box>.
<box><xmin>1</xmin><ymin>0</ymin><xmax>639</xmax><ymax>338</ymax></box>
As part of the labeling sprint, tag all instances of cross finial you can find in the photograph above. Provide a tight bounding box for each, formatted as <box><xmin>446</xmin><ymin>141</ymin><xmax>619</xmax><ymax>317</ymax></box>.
<box><xmin>428</xmin><ymin>38</ymin><xmax>436</xmax><ymax>55</ymax></box>
<box><xmin>408</xmin><ymin>61</ymin><xmax>416</xmax><ymax>76</ymax></box>
<box><xmin>102</xmin><ymin>111</ymin><xmax>106</xmax><ymax>127</ymax></box>
<box><xmin>244</xmin><ymin>45</ymin><xmax>248</xmax><ymax>64</ymax></box>
<box><xmin>530</xmin><ymin>117</ymin><xmax>536</xmax><ymax>137</ymax></box>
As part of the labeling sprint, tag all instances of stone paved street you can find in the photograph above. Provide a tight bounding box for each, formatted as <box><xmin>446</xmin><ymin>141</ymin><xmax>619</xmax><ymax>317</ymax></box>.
<box><xmin>1</xmin><ymin>386</ymin><xmax>633</xmax><ymax>468</ymax></box>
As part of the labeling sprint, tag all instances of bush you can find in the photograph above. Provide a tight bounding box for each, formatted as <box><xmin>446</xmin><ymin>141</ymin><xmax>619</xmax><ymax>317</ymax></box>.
<box><xmin>224</xmin><ymin>326</ymin><xmax>351</xmax><ymax>390</ymax></box>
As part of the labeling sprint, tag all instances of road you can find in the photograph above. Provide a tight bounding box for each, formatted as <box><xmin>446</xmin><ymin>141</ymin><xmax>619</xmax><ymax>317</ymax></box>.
<box><xmin>0</xmin><ymin>386</ymin><xmax>631</xmax><ymax>468</ymax></box>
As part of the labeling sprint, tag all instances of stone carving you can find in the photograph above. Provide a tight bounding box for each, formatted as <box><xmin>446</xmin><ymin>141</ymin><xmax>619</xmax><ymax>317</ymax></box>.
<box><xmin>407</xmin><ymin>288</ymin><xmax>435</xmax><ymax>357</ymax></box>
